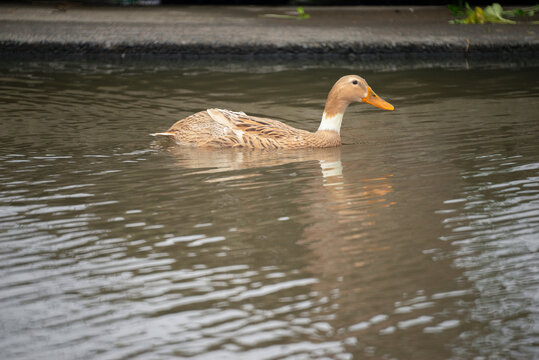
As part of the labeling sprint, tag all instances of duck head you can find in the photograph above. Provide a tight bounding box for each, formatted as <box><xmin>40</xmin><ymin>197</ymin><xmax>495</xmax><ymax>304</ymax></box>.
<box><xmin>318</xmin><ymin>75</ymin><xmax>394</xmax><ymax>134</ymax></box>
<box><xmin>326</xmin><ymin>75</ymin><xmax>394</xmax><ymax>114</ymax></box>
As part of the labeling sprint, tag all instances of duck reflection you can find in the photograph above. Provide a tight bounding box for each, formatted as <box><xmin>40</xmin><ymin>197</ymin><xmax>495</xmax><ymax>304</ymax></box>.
<box><xmin>295</xmin><ymin>149</ymin><xmax>395</xmax><ymax>300</ymax></box>
<box><xmin>154</xmin><ymin>139</ymin><xmax>394</xmax><ymax>285</ymax></box>
<box><xmin>154</xmin><ymin>139</ymin><xmax>400</xmax><ymax>338</ymax></box>
<box><xmin>154</xmin><ymin>140</ymin><xmax>343</xmax><ymax>177</ymax></box>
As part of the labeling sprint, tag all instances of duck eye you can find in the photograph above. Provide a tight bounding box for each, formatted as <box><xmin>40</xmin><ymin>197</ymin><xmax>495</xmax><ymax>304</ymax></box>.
<box><xmin>352</xmin><ymin>80</ymin><xmax>358</xmax><ymax>85</ymax></box>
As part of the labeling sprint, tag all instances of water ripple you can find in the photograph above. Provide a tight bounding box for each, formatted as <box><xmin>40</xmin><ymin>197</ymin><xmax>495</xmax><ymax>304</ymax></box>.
<box><xmin>1</xmin><ymin>62</ymin><xmax>538</xmax><ymax>359</ymax></box>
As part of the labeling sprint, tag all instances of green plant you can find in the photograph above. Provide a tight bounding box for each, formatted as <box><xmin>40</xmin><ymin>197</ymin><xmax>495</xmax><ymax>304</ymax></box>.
<box><xmin>503</xmin><ymin>5</ymin><xmax>539</xmax><ymax>17</ymax></box>
<box><xmin>260</xmin><ymin>7</ymin><xmax>310</xmax><ymax>20</ymax></box>
<box><xmin>448</xmin><ymin>1</ymin><xmax>467</xmax><ymax>17</ymax></box>
<box><xmin>448</xmin><ymin>2</ymin><xmax>538</xmax><ymax>24</ymax></box>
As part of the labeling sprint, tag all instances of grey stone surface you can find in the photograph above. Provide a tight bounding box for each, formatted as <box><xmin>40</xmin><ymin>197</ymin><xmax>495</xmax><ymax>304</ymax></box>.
<box><xmin>1</xmin><ymin>4</ymin><xmax>538</xmax><ymax>59</ymax></box>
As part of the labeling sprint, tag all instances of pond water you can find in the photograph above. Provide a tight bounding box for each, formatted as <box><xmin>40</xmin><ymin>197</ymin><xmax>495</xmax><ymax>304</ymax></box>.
<box><xmin>0</xmin><ymin>60</ymin><xmax>538</xmax><ymax>359</ymax></box>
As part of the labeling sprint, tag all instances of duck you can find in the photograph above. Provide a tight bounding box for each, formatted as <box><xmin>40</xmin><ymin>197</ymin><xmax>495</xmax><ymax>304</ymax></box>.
<box><xmin>152</xmin><ymin>75</ymin><xmax>394</xmax><ymax>149</ymax></box>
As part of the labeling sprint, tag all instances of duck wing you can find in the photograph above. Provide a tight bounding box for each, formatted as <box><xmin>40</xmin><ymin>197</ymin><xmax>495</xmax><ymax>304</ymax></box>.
<box><xmin>204</xmin><ymin>108</ymin><xmax>308</xmax><ymax>149</ymax></box>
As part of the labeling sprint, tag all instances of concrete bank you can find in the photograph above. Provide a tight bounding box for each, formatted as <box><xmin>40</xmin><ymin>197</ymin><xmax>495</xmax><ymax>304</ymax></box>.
<box><xmin>1</xmin><ymin>4</ymin><xmax>538</xmax><ymax>60</ymax></box>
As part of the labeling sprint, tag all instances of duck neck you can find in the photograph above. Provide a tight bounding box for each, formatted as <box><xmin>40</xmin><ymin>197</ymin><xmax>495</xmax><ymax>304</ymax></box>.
<box><xmin>317</xmin><ymin>90</ymin><xmax>350</xmax><ymax>135</ymax></box>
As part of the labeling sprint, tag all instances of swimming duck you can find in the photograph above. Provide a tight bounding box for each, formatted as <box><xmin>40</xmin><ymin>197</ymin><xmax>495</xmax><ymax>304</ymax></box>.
<box><xmin>152</xmin><ymin>75</ymin><xmax>394</xmax><ymax>149</ymax></box>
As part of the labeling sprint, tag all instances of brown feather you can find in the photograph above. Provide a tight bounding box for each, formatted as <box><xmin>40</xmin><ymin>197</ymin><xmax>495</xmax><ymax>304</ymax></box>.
<box><xmin>160</xmin><ymin>109</ymin><xmax>338</xmax><ymax>150</ymax></box>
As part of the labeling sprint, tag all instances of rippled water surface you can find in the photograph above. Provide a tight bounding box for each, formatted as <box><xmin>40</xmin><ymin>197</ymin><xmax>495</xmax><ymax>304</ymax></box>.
<box><xmin>1</xmin><ymin>60</ymin><xmax>538</xmax><ymax>359</ymax></box>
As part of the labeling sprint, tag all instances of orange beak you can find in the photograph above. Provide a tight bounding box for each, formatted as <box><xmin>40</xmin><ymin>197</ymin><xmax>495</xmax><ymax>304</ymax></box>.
<box><xmin>362</xmin><ymin>87</ymin><xmax>394</xmax><ymax>111</ymax></box>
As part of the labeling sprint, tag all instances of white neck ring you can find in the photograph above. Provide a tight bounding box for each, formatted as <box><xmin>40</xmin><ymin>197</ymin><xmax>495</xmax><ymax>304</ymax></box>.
<box><xmin>318</xmin><ymin>112</ymin><xmax>344</xmax><ymax>134</ymax></box>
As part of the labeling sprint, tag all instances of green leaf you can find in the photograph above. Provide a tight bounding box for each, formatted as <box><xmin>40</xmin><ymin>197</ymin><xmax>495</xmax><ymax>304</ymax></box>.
<box><xmin>448</xmin><ymin>3</ymin><xmax>466</xmax><ymax>17</ymax></box>
<box><xmin>260</xmin><ymin>7</ymin><xmax>310</xmax><ymax>20</ymax></box>
<box><xmin>503</xmin><ymin>5</ymin><xmax>538</xmax><ymax>18</ymax></box>
<box><xmin>296</xmin><ymin>7</ymin><xmax>310</xmax><ymax>19</ymax></box>
<box><xmin>483</xmin><ymin>3</ymin><xmax>516</xmax><ymax>24</ymax></box>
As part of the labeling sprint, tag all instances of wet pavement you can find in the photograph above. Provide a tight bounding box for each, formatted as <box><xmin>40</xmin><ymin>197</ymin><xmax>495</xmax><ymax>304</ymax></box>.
<box><xmin>1</xmin><ymin>4</ymin><xmax>538</xmax><ymax>58</ymax></box>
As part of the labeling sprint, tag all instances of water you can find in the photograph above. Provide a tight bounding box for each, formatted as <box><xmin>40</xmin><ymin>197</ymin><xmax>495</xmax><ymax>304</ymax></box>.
<box><xmin>0</xmin><ymin>60</ymin><xmax>538</xmax><ymax>359</ymax></box>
